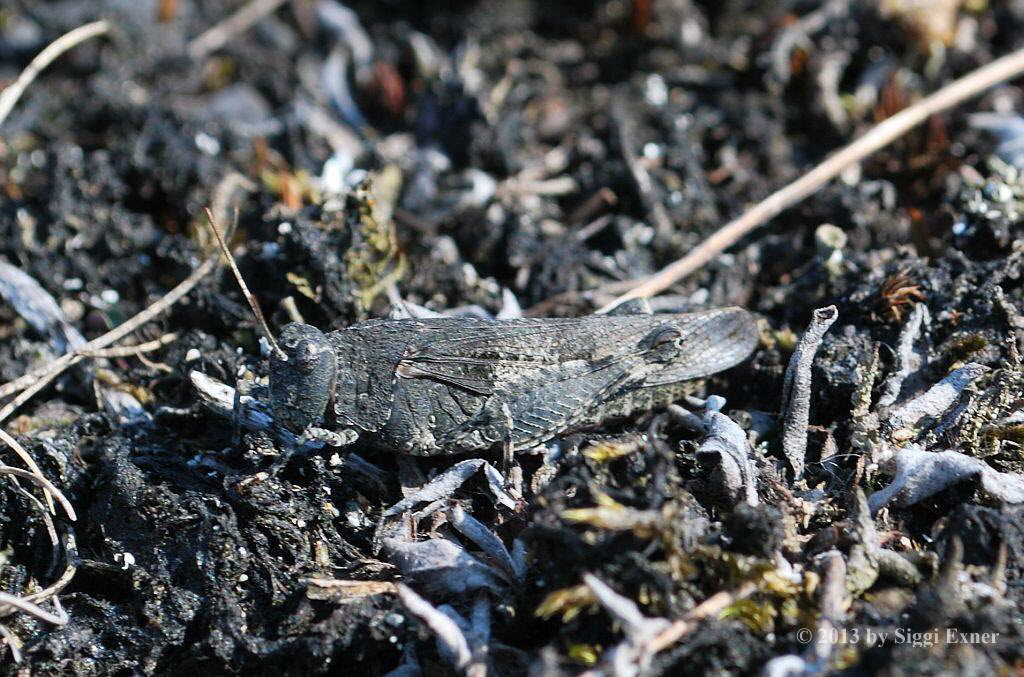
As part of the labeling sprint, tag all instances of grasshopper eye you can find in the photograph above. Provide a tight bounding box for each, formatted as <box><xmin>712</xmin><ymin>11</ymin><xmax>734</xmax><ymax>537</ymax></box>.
<box><xmin>644</xmin><ymin>326</ymin><xmax>684</xmax><ymax>363</ymax></box>
<box><xmin>652</xmin><ymin>327</ymin><xmax>682</xmax><ymax>347</ymax></box>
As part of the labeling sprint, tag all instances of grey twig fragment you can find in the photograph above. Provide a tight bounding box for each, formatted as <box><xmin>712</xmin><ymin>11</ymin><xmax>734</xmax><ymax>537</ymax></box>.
<box><xmin>435</xmin><ymin>604</ymin><xmax>474</xmax><ymax>671</ymax></box>
<box><xmin>666</xmin><ymin>403</ymin><xmax>706</xmax><ymax>432</ymax></box>
<box><xmin>396</xmin><ymin>584</ymin><xmax>473</xmax><ymax>672</ymax></box>
<box><xmin>884</xmin><ymin>363</ymin><xmax>987</xmax><ymax>438</ymax></box>
<box><xmin>470</xmin><ymin>595</ymin><xmax>492</xmax><ymax>647</ymax></box>
<box><xmin>511</xmin><ymin>538</ymin><xmax>528</xmax><ymax>581</ymax></box>
<box><xmin>0</xmin><ymin>622</ymin><xmax>22</xmax><ymax>664</ymax></box>
<box><xmin>481</xmin><ymin>462</ymin><xmax>517</xmax><ymax>510</ymax></box>
<box><xmin>446</xmin><ymin>503</ymin><xmax>521</xmax><ymax>582</ymax></box>
<box><xmin>191</xmin><ymin>371</ymin><xmax>279</xmax><ymax>434</ymax></box>
<box><xmin>812</xmin><ymin>551</ymin><xmax>847</xmax><ymax>669</ymax></box>
<box><xmin>764</xmin><ymin>548</ymin><xmax>848</xmax><ymax>677</ymax></box>
<box><xmin>697</xmin><ymin>411</ymin><xmax>759</xmax><ymax>506</ymax></box>
<box><xmin>584</xmin><ymin>574</ymin><xmax>670</xmax><ymax>677</ymax></box>
<box><xmin>845</xmin><ymin>488</ymin><xmax>880</xmax><ymax>596</ymax></box>
<box><xmin>877</xmin><ymin>303</ymin><xmax>928</xmax><ymax>407</ymax></box>
<box><xmin>818</xmin><ymin>550</ymin><xmax>847</xmax><ymax>625</ymax></box>
<box><xmin>0</xmin><ymin>261</ymin><xmax>85</xmax><ymax>354</ymax></box>
<box><xmin>383</xmin><ymin>459</ymin><xmax>516</xmax><ymax>517</ymax></box>
<box><xmin>584</xmin><ymin>574</ymin><xmax>667</xmax><ymax>639</ymax></box>
<box><xmin>382</xmin><ymin>537</ymin><xmax>509</xmax><ymax>597</ymax></box>
<box><xmin>869</xmin><ymin>444</ymin><xmax>1024</xmax><ymax>512</ymax></box>
<box><xmin>442</xmin><ymin>596</ymin><xmax>493</xmax><ymax>677</ymax></box>
<box><xmin>781</xmin><ymin>306</ymin><xmax>838</xmax><ymax>479</ymax></box>
<box><xmin>876</xmin><ymin>549</ymin><xmax>925</xmax><ymax>587</ymax></box>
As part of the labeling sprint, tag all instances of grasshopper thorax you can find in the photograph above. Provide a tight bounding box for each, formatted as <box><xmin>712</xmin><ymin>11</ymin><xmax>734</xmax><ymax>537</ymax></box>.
<box><xmin>269</xmin><ymin>323</ymin><xmax>337</xmax><ymax>433</ymax></box>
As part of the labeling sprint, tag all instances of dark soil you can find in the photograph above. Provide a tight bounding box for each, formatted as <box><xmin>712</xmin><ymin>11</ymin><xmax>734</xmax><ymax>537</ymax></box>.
<box><xmin>3</xmin><ymin>0</ymin><xmax>1024</xmax><ymax>675</ymax></box>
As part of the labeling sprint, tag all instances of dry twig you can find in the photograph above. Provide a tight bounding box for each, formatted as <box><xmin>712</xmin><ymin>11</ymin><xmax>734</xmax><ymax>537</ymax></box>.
<box><xmin>781</xmin><ymin>306</ymin><xmax>838</xmax><ymax>479</ymax></box>
<box><xmin>578</xmin><ymin>46</ymin><xmax>1024</xmax><ymax>311</ymax></box>
<box><xmin>203</xmin><ymin>208</ymin><xmax>284</xmax><ymax>358</ymax></box>
<box><xmin>0</xmin><ymin>623</ymin><xmax>22</xmax><ymax>663</ymax></box>
<box><xmin>0</xmin><ymin>334</ymin><xmax>178</xmax><ymax>401</ymax></box>
<box><xmin>0</xmin><ymin>464</ymin><xmax>77</xmax><ymax>521</ymax></box>
<box><xmin>396</xmin><ymin>583</ymin><xmax>474</xmax><ymax>671</ymax></box>
<box><xmin>648</xmin><ymin>582</ymin><xmax>757</xmax><ymax>653</ymax></box>
<box><xmin>188</xmin><ymin>0</ymin><xmax>289</xmax><ymax>60</ymax></box>
<box><xmin>79</xmin><ymin>333</ymin><xmax>180</xmax><ymax>359</ymax></box>
<box><xmin>0</xmin><ymin>427</ymin><xmax>55</xmax><ymax>514</ymax></box>
<box><xmin>0</xmin><ymin>435</ymin><xmax>79</xmax><ymax>663</ymax></box>
<box><xmin>0</xmin><ymin>21</ymin><xmax>110</xmax><ymax>127</ymax></box>
<box><xmin>0</xmin><ymin>592</ymin><xmax>67</xmax><ymax>626</ymax></box>
<box><xmin>0</xmin><ymin>256</ymin><xmax>217</xmax><ymax>424</ymax></box>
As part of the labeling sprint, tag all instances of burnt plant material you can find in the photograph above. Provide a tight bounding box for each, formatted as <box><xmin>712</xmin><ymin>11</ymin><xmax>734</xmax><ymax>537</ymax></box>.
<box><xmin>5</xmin><ymin>0</ymin><xmax>1024</xmax><ymax>674</ymax></box>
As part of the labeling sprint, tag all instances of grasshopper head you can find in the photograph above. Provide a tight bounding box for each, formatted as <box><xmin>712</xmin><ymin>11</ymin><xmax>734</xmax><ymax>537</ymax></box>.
<box><xmin>269</xmin><ymin>323</ymin><xmax>337</xmax><ymax>432</ymax></box>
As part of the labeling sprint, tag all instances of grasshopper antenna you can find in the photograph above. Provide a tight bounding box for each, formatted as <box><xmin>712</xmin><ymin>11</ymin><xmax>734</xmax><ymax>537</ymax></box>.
<box><xmin>203</xmin><ymin>207</ymin><xmax>287</xmax><ymax>361</ymax></box>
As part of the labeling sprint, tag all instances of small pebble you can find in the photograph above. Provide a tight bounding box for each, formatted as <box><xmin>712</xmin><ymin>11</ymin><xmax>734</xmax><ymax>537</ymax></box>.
<box><xmin>194</xmin><ymin>132</ymin><xmax>221</xmax><ymax>156</ymax></box>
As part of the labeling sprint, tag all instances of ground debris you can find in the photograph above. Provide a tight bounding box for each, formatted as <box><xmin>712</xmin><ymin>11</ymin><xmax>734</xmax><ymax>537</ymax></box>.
<box><xmin>4</xmin><ymin>0</ymin><xmax>1024</xmax><ymax>674</ymax></box>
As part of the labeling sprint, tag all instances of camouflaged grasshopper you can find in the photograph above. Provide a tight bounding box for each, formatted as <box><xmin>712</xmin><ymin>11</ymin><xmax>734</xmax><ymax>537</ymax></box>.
<box><xmin>206</xmin><ymin>211</ymin><xmax>758</xmax><ymax>456</ymax></box>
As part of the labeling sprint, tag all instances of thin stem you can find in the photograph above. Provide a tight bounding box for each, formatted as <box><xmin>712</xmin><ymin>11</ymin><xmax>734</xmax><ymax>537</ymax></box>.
<box><xmin>0</xmin><ymin>255</ymin><xmax>218</xmax><ymax>424</ymax></box>
<box><xmin>0</xmin><ymin>427</ymin><xmax>55</xmax><ymax>514</ymax></box>
<box><xmin>0</xmin><ymin>465</ymin><xmax>77</xmax><ymax>521</ymax></box>
<box><xmin>592</xmin><ymin>46</ymin><xmax>1024</xmax><ymax>311</ymax></box>
<box><xmin>203</xmin><ymin>208</ymin><xmax>284</xmax><ymax>359</ymax></box>
<box><xmin>0</xmin><ymin>592</ymin><xmax>68</xmax><ymax>626</ymax></box>
<box><xmin>0</xmin><ymin>21</ymin><xmax>110</xmax><ymax>126</ymax></box>
<box><xmin>187</xmin><ymin>0</ymin><xmax>289</xmax><ymax>59</ymax></box>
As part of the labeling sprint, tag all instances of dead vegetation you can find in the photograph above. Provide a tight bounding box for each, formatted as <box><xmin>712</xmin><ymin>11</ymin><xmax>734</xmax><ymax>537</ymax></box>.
<box><xmin>3</xmin><ymin>1</ymin><xmax>1024</xmax><ymax>675</ymax></box>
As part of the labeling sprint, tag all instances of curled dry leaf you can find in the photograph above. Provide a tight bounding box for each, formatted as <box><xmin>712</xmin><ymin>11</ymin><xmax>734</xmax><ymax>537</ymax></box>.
<box><xmin>869</xmin><ymin>444</ymin><xmax>1024</xmax><ymax>512</ymax></box>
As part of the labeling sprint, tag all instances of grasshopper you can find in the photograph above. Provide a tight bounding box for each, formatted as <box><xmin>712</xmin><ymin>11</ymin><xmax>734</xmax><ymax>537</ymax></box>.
<box><xmin>205</xmin><ymin>211</ymin><xmax>758</xmax><ymax>456</ymax></box>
